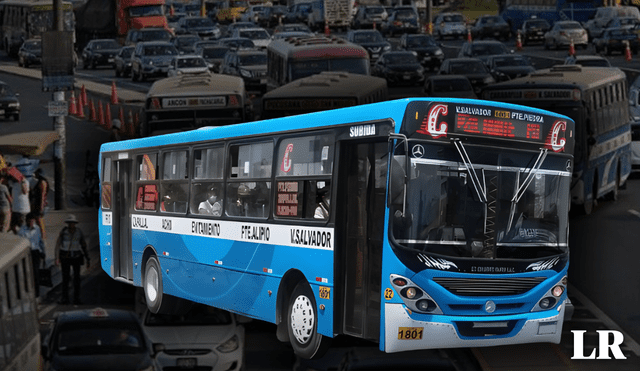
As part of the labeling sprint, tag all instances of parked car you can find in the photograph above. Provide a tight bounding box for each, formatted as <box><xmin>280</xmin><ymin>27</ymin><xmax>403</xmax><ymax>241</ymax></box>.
<box><xmin>81</xmin><ymin>38</ymin><xmax>121</xmax><ymax>69</ymax></box>
<box><xmin>380</xmin><ymin>6</ymin><xmax>419</xmax><ymax>37</ymax></box>
<box><xmin>17</xmin><ymin>38</ymin><xmax>41</xmax><ymax>68</ymax></box>
<box><xmin>141</xmin><ymin>304</ymin><xmax>246</xmax><ymax>371</ymax></box>
<box><xmin>593</xmin><ymin>27</ymin><xmax>640</xmax><ymax>55</ymax></box>
<box><xmin>485</xmin><ymin>54</ymin><xmax>535</xmax><ymax>82</ymax></box>
<box><xmin>131</xmin><ymin>41</ymin><xmax>180</xmax><ymax>81</ymax></box>
<box><xmin>564</xmin><ymin>54</ymin><xmax>612</xmax><ymax>67</ymax></box>
<box><xmin>199</xmin><ymin>45</ymin><xmax>231</xmax><ymax>72</ymax></box>
<box><xmin>399</xmin><ymin>33</ymin><xmax>444</xmax><ymax>71</ymax></box>
<box><xmin>543</xmin><ymin>20</ymin><xmax>588</xmax><ymax>50</ymax></box>
<box><xmin>470</xmin><ymin>14</ymin><xmax>511</xmax><ymax>41</ymax></box>
<box><xmin>221</xmin><ymin>48</ymin><xmax>268</xmax><ymax>93</ymax></box>
<box><xmin>433</xmin><ymin>12</ymin><xmax>467</xmax><ymax>40</ymax></box>
<box><xmin>423</xmin><ymin>74</ymin><xmax>477</xmax><ymax>99</ymax></box>
<box><xmin>438</xmin><ymin>57</ymin><xmax>495</xmax><ymax>94</ymax></box>
<box><xmin>371</xmin><ymin>51</ymin><xmax>425</xmax><ymax>86</ymax></box>
<box><xmin>273</xmin><ymin>23</ymin><xmax>312</xmax><ymax>34</ymax></box>
<box><xmin>41</xmin><ymin>307</ymin><xmax>163</xmax><ymax>371</ymax></box>
<box><xmin>230</xmin><ymin>27</ymin><xmax>271</xmax><ymax>48</ymax></box>
<box><xmin>0</xmin><ymin>81</ymin><xmax>20</xmax><ymax>121</ymax></box>
<box><xmin>167</xmin><ymin>55</ymin><xmax>210</xmax><ymax>76</ymax></box>
<box><xmin>171</xmin><ymin>33</ymin><xmax>201</xmax><ymax>54</ymax></box>
<box><xmin>520</xmin><ymin>18</ymin><xmax>551</xmax><ymax>45</ymax></box>
<box><xmin>124</xmin><ymin>27</ymin><xmax>173</xmax><ymax>46</ymax></box>
<box><xmin>457</xmin><ymin>40</ymin><xmax>512</xmax><ymax>64</ymax></box>
<box><xmin>114</xmin><ymin>45</ymin><xmax>135</xmax><ymax>77</ymax></box>
<box><xmin>346</xmin><ymin>29</ymin><xmax>391</xmax><ymax>64</ymax></box>
<box><xmin>176</xmin><ymin>16</ymin><xmax>221</xmax><ymax>39</ymax></box>
<box><xmin>352</xmin><ymin>5</ymin><xmax>388</xmax><ymax>29</ymax></box>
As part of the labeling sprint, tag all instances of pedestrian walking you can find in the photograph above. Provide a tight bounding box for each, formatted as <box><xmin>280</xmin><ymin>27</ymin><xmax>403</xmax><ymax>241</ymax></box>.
<box><xmin>10</xmin><ymin>176</ymin><xmax>30</xmax><ymax>233</ymax></box>
<box><xmin>55</xmin><ymin>214</ymin><xmax>89</xmax><ymax>305</ymax></box>
<box><xmin>30</xmin><ymin>168</ymin><xmax>49</xmax><ymax>238</ymax></box>
<box><xmin>109</xmin><ymin>119</ymin><xmax>123</xmax><ymax>142</ymax></box>
<box><xmin>0</xmin><ymin>175</ymin><xmax>12</xmax><ymax>232</ymax></box>
<box><xmin>18</xmin><ymin>212</ymin><xmax>45</xmax><ymax>297</ymax></box>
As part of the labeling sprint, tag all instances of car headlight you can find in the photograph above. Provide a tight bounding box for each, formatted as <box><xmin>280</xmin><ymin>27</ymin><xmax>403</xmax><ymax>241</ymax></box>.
<box><xmin>240</xmin><ymin>69</ymin><xmax>252</xmax><ymax>78</ymax></box>
<box><xmin>8</xmin><ymin>102</ymin><xmax>19</xmax><ymax>108</ymax></box>
<box><xmin>383</xmin><ymin>44</ymin><xmax>391</xmax><ymax>51</ymax></box>
<box><xmin>217</xmin><ymin>334</ymin><xmax>239</xmax><ymax>353</ymax></box>
<box><xmin>434</xmin><ymin>49</ymin><xmax>443</xmax><ymax>56</ymax></box>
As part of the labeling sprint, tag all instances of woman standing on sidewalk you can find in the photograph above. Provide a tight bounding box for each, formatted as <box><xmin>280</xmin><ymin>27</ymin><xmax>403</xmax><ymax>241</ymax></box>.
<box><xmin>55</xmin><ymin>214</ymin><xmax>89</xmax><ymax>305</ymax></box>
<box><xmin>0</xmin><ymin>175</ymin><xmax>12</xmax><ymax>232</ymax></box>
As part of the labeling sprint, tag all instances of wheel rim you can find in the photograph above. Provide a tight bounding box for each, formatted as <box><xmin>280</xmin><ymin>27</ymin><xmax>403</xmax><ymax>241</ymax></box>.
<box><xmin>145</xmin><ymin>264</ymin><xmax>158</xmax><ymax>303</ymax></box>
<box><xmin>290</xmin><ymin>294</ymin><xmax>315</xmax><ymax>344</ymax></box>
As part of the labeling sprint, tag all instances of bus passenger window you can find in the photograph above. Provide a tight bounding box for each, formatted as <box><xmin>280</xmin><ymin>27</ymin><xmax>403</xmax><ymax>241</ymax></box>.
<box><xmin>226</xmin><ymin>182</ymin><xmax>271</xmax><ymax>217</ymax></box>
<box><xmin>191</xmin><ymin>183</ymin><xmax>223</xmax><ymax>216</ymax></box>
<box><xmin>138</xmin><ymin>153</ymin><xmax>157</xmax><ymax>180</ymax></box>
<box><xmin>135</xmin><ymin>184</ymin><xmax>158</xmax><ymax>211</ymax></box>
<box><xmin>160</xmin><ymin>183</ymin><xmax>189</xmax><ymax>213</ymax></box>
<box><xmin>313</xmin><ymin>181</ymin><xmax>330</xmax><ymax>219</ymax></box>
<box><xmin>163</xmin><ymin>151</ymin><xmax>188</xmax><ymax>180</ymax></box>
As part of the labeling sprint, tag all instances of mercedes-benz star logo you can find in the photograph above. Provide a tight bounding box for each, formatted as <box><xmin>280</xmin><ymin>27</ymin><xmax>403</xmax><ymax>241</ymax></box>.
<box><xmin>412</xmin><ymin>144</ymin><xmax>425</xmax><ymax>158</ymax></box>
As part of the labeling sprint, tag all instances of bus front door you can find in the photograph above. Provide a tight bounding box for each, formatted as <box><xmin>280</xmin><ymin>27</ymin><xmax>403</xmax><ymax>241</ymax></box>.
<box><xmin>337</xmin><ymin>140</ymin><xmax>386</xmax><ymax>342</ymax></box>
<box><xmin>112</xmin><ymin>159</ymin><xmax>133</xmax><ymax>282</ymax></box>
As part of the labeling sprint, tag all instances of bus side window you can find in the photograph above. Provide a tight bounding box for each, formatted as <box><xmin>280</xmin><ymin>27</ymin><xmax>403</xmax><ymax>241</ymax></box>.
<box><xmin>161</xmin><ymin>150</ymin><xmax>189</xmax><ymax>213</ymax></box>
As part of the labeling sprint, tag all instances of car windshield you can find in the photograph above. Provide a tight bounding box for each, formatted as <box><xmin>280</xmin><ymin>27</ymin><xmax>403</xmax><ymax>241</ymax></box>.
<box><xmin>239</xmin><ymin>30</ymin><xmax>270</xmax><ymax>39</ymax></box>
<box><xmin>558</xmin><ymin>22</ymin><xmax>581</xmax><ymax>30</ymax></box>
<box><xmin>471</xmin><ymin>43</ymin><xmax>506</xmax><ymax>55</ymax></box>
<box><xmin>202</xmin><ymin>47</ymin><xmax>229</xmax><ymax>58</ymax></box>
<box><xmin>354</xmin><ymin>32</ymin><xmax>384</xmax><ymax>43</ymax></box>
<box><xmin>386</xmin><ymin>53</ymin><xmax>418</xmax><ymax>64</ymax></box>
<box><xmin>239</xmin><ymin>53</ymin><xmax>267</xmax><ymax>65</ymax></box>
<box><xmin>129</xmin><ymin>5</ymin><xmax>163</xmax><ymax>17</ymax></box>
<box><xmin>395</xmin><ymin>9</ymin><xmax>415</xmax><ymax>19</ymax></box>
<box><xmin>144</xmin><ymin>45</ymin><xmax>177</xmax><ymax>55</ymax></box>
<box><xmin>144</xmin><ymin>305</ymin><xmax>232</xmax><ymax>326</ymax></box>
<box><xmin>222</xmin><ymin>39</ymin><xmax>255</xmax><ymax>48</ymax></box>
<box><xmin>290</xmin><ymin>58</ymin><xmax>369</xmax><ymax>80</ymax></box>
<box><xmin>406</xmin><ymin>36</ymin><xmax>436</xmax><ymax>47</ymax></box>
<box><xmin>141</xmin><ymin>30</ymin><xmax>172</xmax><ymax>41</ymax></box>
<box><xmin>186</xmin><ymin>18</ymin><xmax>215</xmax><ymax>27</ymax></box>
<box><xmin>526</xmin><ymin>20</ymin><xmax>549</xmax><ymax>28</ymax></box>
<box><xmin>433</xmin><ymin>78</ymin><xmax>472</xmax><ymax>92</ymax></box>
<box><xmin>0</xmin><ymin>84</ymin><xmax>15</xmax><ymax>96</ymax></box>
<box><xmin>55</xmin><ymin>322</ymin><xmax>146</xmax><ymax>355</ymax></box>
<box><xmin>365</xmin><ymin>7</ymin><xmax>384</xmax><ymax>14</ymax></box>
<box><xmin>493</xmin><ymin>57</ymin><xmax>529</xmax><ymax>67</ymax></box>
<box><xmin>177</xmin><ymin>36</ymin><xmax>199</xmax><ymax>45</ymax></box>
<box><xmin>24</xmin><ymin>41</ymin><xmax>41</xmax><ymax>50</ymax></box>
<box><xmin>482</xmin><ymin>16</ymin><xmax>506</xmax><ymax>25</ymax></box>
<box><xmin>442</xmin><ymin>14</ymin><xmax>464</xmax><ymax>23</ymax></box>
<box><xmin>450</xmin><ymin>61</ymin><xmax>485</xmax><ymax>74</ymax></box>
<box><xmin>390</xmin><ymin>145</ymin><xmax>570</xmax><ymax>260</ymax></box>
<box><xmin>95</xmin><ymin>40</ymin><xmax>120</xmax><ymax>50</ymax></box>
<box><xmin>178</xmin><ymin>57</ymin><xmax>206</xmax><ymax>67</ymax></box>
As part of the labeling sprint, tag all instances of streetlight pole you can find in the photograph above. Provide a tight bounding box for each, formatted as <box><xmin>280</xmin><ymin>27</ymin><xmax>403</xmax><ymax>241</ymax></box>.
<box><xmin>52</xmin><ymin>0</ymin><xmax>67</xmax><ymax>210</ymax></box>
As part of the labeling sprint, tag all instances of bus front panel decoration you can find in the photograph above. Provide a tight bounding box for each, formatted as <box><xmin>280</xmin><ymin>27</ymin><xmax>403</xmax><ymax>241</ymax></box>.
<box><xmin>98</xmin><ymin>98</ymin><xmax>575</xmax><ymax>359</ymax></box>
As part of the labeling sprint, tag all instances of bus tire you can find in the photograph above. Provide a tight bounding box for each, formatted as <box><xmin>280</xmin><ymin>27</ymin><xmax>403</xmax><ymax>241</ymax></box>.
<box><xmin>143</xmin><ymin>255</ymin><xmax>166</xmax><ymax>314</ymax></box>
<box><xmin>287</xmin><ymin>282</ymin><xmax>330</xmax><ymax>360</ymax></box>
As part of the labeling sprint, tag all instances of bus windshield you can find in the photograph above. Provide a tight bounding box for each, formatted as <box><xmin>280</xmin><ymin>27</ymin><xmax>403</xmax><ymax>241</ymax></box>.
<box><xmin>392</xmin><ymin>143</ymin><xmax>569</xmax><ymax>260</ymax></box>
<box><xmin>28</xmin><ymin>9</ymin><xmax>74</xmax><ymax>35</ymax></box>
<box><xmin>290</xmin><ymin>58</ymin><xmax>369</xmax><ymax>80</ymax></box>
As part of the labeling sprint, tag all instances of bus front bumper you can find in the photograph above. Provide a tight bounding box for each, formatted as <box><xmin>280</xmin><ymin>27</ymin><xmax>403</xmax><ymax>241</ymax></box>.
<box><xmin>383</xmin><ymin>302</ymin><xmax>565</xmax><ymax>353</ymax></box>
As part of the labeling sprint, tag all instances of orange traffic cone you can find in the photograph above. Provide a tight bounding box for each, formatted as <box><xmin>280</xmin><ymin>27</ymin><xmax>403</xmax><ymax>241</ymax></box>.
<box><xmin>467</xmin><ymin>28</ymin><xmax>472</xmax><ymax>42</ymax></box>
<box><xmin>625</xmin><ymin>40</ymin><xmax>632</xmax><ymax>62</ymax></box>
<box><xmin>118</xmin><ymin>106</ymin><xmax>125</xmax><ymax>127</ymax></box>
<box><xmin>68</xmin><ymin>90</ymin><xmax>77</xmax><ymax>116</ymax></box>
<box><xmin>516</xmin><ymin>30</ymin><xmax>522</xmax><ymax>51</ymax></box>
<box><xmin>111</xmin><ymin>81</ymin><xmax>119</xmax><ymax>105</ymax></box>
<box><xmin>105</xmin><ymin>103</ymin><xmax>112</xmax><ymax>128</ymax></box>
<box><xmin>98</xmin><ymin>101</ymin><xmax>105</xmax><ymax>128</ymax></box>
<box><xmin>76</xmin><ymin>94</ymin><xmax>85</xmax><ymax>118</ymax></box>
<box><xmin>373</xmin><ymin>21</ymin><xmax>376</xmax><ymax>30</ymax></box>
<box><xmin>88</xmin><ymin>99</ymin><xmax>96</xmax><ymax>122</ymax></box>
<box><xmin>568</xmin><ymin>39</ymin><xmax>575</xmax><ymax>56</ymax></box>
<box><xmin>324</xmin><ymin>20</ymin><xmax>330</xmax><ymax>35</ymax></box>
<box><xmin>80</xmin><ymin>85</ymin><xmax>87</xmax><ymax>107</ymax></box>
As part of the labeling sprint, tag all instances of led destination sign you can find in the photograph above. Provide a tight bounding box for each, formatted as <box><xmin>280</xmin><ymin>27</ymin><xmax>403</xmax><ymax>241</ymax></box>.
<box><xmin>403</xmin><ymin>101</ymin><xmax>572</xmax><ymax>153</ymax></box>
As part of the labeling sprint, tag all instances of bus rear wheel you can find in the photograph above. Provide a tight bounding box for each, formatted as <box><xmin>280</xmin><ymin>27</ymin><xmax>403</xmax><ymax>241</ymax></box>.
<box><xmin>143</xmin><ymin>255</ymin><xmax>164</xmax><ymax>314</ymax></box>
<box><xmin>287</xmin><ymin>282</ymin><xmax>330</xmax><ymax>360</ymax></box>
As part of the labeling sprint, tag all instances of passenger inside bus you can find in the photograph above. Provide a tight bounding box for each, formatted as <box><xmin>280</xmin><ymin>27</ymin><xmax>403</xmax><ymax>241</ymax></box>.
<box><xmin>314</xmin><ymin>183</ymin><xmax>331</xmax><ymax>219</ymax></box>
<box><xmin>198</xmin><ymin>187</ymin><xmax>222</xmax><ymax>216</ymax></box>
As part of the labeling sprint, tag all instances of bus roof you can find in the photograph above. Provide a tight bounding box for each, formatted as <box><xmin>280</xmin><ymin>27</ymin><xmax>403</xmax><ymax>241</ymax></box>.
<box><xmin>100</xmin><ymin>97</ymin><xmax>571</xmax><ymax>153</ymax></box>
<box><xmin>263</xmin><ymin>72</ymin><xmax>387</xmax><ymax>99</ymax></box>
<box><xmin>268</xmin><ymin>36</ymin><xmax>369</xmax><ymax>59</ymax></box>
<box><xmin>146</xmin><ymin>74</ymin><xmax>245</xmax><ymax>98</ymax></box>
<box><xmin>483</xmin><ymin>65</ymin><xmax>626</xmax><ymax>91</ymax></box>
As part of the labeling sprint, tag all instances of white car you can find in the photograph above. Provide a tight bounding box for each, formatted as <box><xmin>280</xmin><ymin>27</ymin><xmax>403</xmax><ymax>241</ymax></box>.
<box><xmin>232</xmin><ymin>27</ymin><xmax>272</xmax><ymax>48</ymax></box>
<box><xmin>167</xmin><ymin>55</ymin><xmax>210</xmax><ymax>77</ymax></box>
<box><xmin>141</xmin><ymin>303</ymin><xmax>247</xmax><ymax>371</ymax></box>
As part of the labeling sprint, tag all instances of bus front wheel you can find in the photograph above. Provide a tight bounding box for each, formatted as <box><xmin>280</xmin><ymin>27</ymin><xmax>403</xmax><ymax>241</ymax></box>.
<box><xmin>287</xmin><ymin>282</ymin><xmax>330</xmax><ymax>360</ymax></box>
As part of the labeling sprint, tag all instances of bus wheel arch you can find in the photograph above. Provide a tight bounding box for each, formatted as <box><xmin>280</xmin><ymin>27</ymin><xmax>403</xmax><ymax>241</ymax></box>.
<box><xmin>286</xmin><ymin>280</ymin><xmax>331</xmax><ymax>359</ymax></box>
<box><xmin>141</xmin><ymin>246</ymin><xmax>193</xmax><ymax>315</ymax></box>
<box><xmin>275</xmin><ymin>269</ymin><xmax>306</xmax><ymax>343</ymax></box>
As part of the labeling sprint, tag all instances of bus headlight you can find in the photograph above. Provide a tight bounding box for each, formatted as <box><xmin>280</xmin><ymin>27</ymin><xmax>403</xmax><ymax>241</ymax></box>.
<box><xmin>403</xmin><ymin>287</ymin><xmax>419</xmax><ymax>299</ymax></box>
<box><xmin>538</xmin><ymin>297</ymin><xmax>557</xmax><ymax>309</ymax></box>
<box><xmin>390</xmin><ymin>274</ymin><xmax>442</xmax><ymax>315</ymax></box>
<box><xmin>416</xmin><ymin>299</ymin><xmax>437</xmax><ymax>312</ymax></box>
<box><xmin>532</xmin><ymin>276</ymin><xmax>567</xmax><ymax>312</ymax></box>
<box><xmin>552</xmin><ymin>285</ymin><xmax>564</xmax><ymax>297</ymax></box>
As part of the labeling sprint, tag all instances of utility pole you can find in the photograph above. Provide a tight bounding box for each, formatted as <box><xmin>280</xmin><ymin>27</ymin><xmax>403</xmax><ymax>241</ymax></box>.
<box><xmin>426</xmin><ymin>0</ymin><xmax>432</xmax><ymax>35</ymax></box>
<box><xmin>52</xmin><ymin>0</ymin><xmax>67</xmax><ymax>210</ymax></box>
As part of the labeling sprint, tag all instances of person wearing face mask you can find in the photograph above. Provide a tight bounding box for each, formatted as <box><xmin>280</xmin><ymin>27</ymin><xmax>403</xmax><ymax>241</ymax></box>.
<box><xmin>198</xmin><ymin>187</ymin><xmax>222</xmax><ymax>216</ymax></box>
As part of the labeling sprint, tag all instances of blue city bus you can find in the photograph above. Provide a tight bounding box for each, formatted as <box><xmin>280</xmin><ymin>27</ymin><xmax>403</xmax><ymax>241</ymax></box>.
<box><xmin>98</xmin><ymin>98</ymin><xmax>575</xmax><ymax>359</ymax></box>
<box><xmin>500</xmin><ymin>0</ymin><xmax>602</xmax><ymax>34</ymax></box>
<box><xmin>483</xmin><ymin>65</ymin><xmax>631</xmax><ymax>215</ymax></box>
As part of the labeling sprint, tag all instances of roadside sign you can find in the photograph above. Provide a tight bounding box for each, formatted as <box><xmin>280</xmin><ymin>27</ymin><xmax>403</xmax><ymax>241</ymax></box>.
<box><xmin>48</xmin><ymin>101</ymin><xmax>68</xmax><ymax>117</ymax></box>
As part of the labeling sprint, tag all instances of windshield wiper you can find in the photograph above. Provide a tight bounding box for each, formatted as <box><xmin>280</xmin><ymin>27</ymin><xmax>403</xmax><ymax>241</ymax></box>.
<box><xmin>507</xmin><ymin>148</ymin><xmax>548</xmax><ymax>231</ymax></box>
<box><xmin>452</xmin><ymin>139</ymin><xmax>487</xmax><ymax>203</ymax></box>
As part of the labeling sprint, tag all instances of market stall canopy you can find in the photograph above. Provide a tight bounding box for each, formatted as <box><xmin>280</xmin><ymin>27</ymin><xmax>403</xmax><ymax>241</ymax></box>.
<box><xmin>0</xmin><ymin>131</ymin><xmax>60</xmax><ymax>157</ymax></box>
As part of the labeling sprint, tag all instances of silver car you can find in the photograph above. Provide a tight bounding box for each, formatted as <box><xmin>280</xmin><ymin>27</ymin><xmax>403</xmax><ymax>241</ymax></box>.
<box><xmin>434</xmin><ymin>12</ymin><xmax>467</xmax><ymax>40</ymax></box>
<box><xmin>543</xmin><ymin>21</ymin><xmax>588</xmax><ymax>50</ymax></box>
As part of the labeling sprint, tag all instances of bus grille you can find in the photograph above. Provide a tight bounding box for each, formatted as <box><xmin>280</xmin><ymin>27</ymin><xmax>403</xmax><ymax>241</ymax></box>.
<box><xmin>433</xmin><ymin>277</ymin><xmax>546</xmax><ymax>296</ymax></box>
